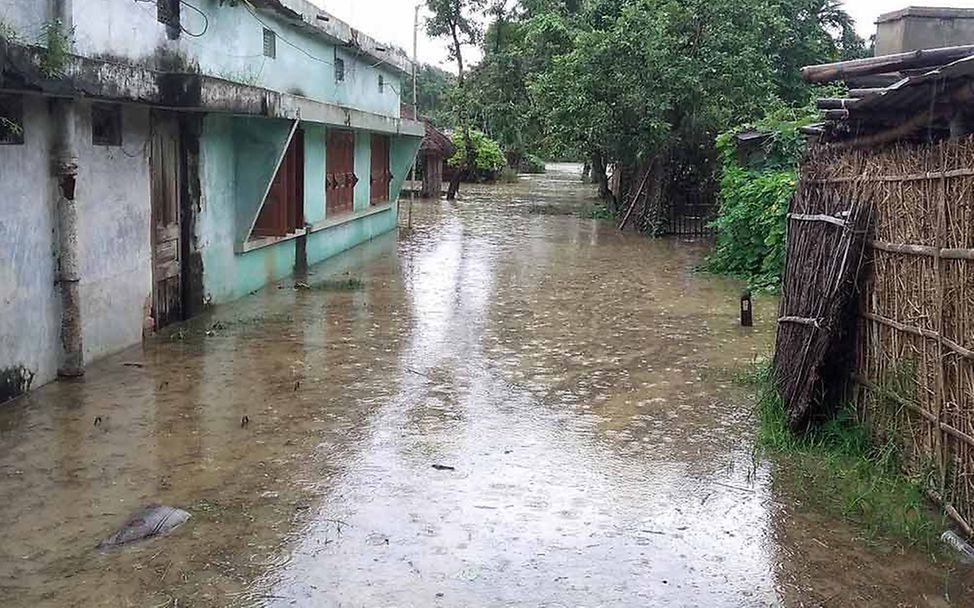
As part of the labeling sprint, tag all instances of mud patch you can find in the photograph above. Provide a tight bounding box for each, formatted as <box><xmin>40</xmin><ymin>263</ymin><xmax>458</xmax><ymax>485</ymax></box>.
<box><xmin>0</xmin><ymin>365</ymin><xmax>34</xmax><ymax>404</ymax></box>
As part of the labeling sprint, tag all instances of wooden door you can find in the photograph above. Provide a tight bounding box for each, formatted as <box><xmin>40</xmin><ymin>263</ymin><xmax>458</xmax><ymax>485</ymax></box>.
<box><xmin>255</xmin><ymin>129</ymin><xmax>304</xmax><ymax>236</ymax></box>
<box><xmin>370</xmin><ymin>134</ymin><xmax>391</xmax><ymax>205</ymax></box>
<box><xmin>326</xmin><ymin>130</ymin><xmax>356</xmax><ymax>216</ymax></box>
<box><xmin>150</xmin><ymin>114</ymin><xmax>182</xmax><ymax>329</ymax></box>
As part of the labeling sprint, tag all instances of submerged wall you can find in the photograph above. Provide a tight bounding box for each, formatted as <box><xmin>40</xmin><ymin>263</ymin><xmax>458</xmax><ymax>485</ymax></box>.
<box><xmin>198</xmin><ymin>114</ymin><xmax>421</xmax><ymax>305</ymax></box>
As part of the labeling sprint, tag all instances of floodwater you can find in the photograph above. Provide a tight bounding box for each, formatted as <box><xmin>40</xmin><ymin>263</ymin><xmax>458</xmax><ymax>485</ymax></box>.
<box><xmin>0</xmin><ymin>164</ymin><xmax>969</xmax><ymax>607</ymax></box>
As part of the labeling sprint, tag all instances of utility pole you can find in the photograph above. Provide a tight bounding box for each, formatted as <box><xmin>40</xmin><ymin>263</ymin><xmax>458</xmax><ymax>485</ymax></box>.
<box><xmin>408</xmin><ymin>3</ymin><xmax>419</xmax><ymax>229</ymax></box>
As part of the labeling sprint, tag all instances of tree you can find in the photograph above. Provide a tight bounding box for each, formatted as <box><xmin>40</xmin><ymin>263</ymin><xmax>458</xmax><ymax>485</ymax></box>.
<box><xmin>529</xmin><ymin>0</ymin><xmax>863</xmax><ymax>228</ymax></box>
<box><xmin>416</xmin><ymin>64</ymin><xmax>456</xmax><ymax>128</ymax></box>
<box><xmin>425</xmin><ymin>0</ymin><xmax>486</xmax><ymax>199</ymax></box>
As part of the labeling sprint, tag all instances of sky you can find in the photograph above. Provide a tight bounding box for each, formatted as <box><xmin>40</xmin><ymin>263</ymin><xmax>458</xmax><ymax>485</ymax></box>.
<box><xmin>313</xmin><ymin>1</ymin><xmax>974</xmax><ymax>70</ymax></box>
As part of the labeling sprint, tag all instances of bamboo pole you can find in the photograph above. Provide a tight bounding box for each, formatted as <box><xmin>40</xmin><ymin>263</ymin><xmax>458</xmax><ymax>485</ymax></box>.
<box><xmin>801</xmin><ymin>44</ymin><xmax>974</xmax><ymax>83</ymax></box>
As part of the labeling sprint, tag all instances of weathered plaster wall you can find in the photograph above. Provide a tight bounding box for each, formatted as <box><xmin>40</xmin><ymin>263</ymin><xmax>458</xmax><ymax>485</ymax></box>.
<box><xmin>0</xmin><ymin>97</ymin><xmax>153</xmax><ymax>400</ymax></box>
<box><xmin>0</xmin><ymin>95</ymin><xmax>58</xmax><ymax>399</ymax></box>
<box><xmin>74</xmin><ymin>102</ymin><xmax>153</xmax><ymax>363</ymax></box>
<box><xmin>0</xmin><ymin>0</ymin><xmax>47</xmax><ymax>44</ymax></box>
<box><xmin>68</xmin><ymin>0</ymin><xmax>401</xmax><ymax>117</ymax></box>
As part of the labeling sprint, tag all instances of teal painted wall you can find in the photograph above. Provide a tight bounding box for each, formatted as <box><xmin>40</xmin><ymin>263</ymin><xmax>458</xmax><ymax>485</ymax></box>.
<box><xmin>304</xmin><ymin>124</ymin><xmax>327</xmax><ymax>224</ymax></box>
<box><xmin>233</xmin><ymin>117</ymin><xmax>294</xmax><ymax>242</ymax></box>
<box><xmin>354</xmin><ymin>131</ymin><xmax>372</xmax><ymax>211</ymax></box>
<box><xmin>198</xmin><ymin>116</ymin><xmax>421</xmax><ymax>306</ymax></box>
<box><xmin>389</xmin><ymin>136</ymin><xmax>422</xmax><ymax>205</ymax></box>
<box><xmin>304</xmin><ymin>208</ymin><xmax>398</xmax><ymax>269</ymax></box>
<box><xmin>199</xmin><ymin>115</ymin><xmax>297</xmax><ymax>303</ymax></box>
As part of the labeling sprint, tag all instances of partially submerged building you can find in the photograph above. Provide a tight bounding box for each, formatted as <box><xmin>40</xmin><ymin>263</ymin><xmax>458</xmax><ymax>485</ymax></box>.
<box><xmin>0</xmin><ymin>0</ymin><xmax>424</xmax><ymax>401</ymax></box>
<box><xmin>777</xmin><ymin>8</ymin><xmax>974</xmax><ymax>534</ymax></box>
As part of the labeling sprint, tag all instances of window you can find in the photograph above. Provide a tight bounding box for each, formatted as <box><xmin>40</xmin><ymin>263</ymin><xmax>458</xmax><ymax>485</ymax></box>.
<box><xmin>335</xmin><ymin>57</ymin><xmax>345</xmax><ymax>83</ymax></box>
<box><xmin>157</xmin><ymin>0</ymin><xmax>180</xmax><ymax>40</ymax></box>
<box><xmin>253</xmin><ymin>130</ymin><xmax>304</xmax><ymax>238</ymax></box>
<box><xmin>378</xmin><ymin>75</ymin><xmax>384</xmax><ymax>93</ymax></box>
<box><xmin>262</xmin><ymin>28</ymin><xmax>276</xmax><ymax>59</ymax></box>
<box><xmin>91</xmin><ymin>104</ymin><xmax>122</xmax><ymax>147</ymax></box>
<box><xmin>0</xmin><ymin>95</ymin><xmax>24</xmax><ymax>145</ymax></box>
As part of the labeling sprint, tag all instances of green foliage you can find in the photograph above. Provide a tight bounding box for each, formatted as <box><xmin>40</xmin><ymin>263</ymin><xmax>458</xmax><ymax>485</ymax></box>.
<box><xmin>448</xmin><ymin>129</ymin><xmax>505</xmax><ymax>174</ymax></box>
<box><xmin>519</xmin><ymin>153</ymin><xmax>547</xmax><ymax>174</ymax></box>
<box><xmin>0</xmin><ymin>20</ymin><xmax>23</xmax><ymax>43</ymax></box>
<box><xmin>745</xmin><ymin>363</ymin><xmax>946</xmax><ymax>551</ymax></box>
<box><xmin>497</xmin><ymin>166</ymin><xmax>519</xmax><ymax>183</ymax></box>
<box><xmin>40</xmin><ymin>20</ymin><xmax>70</xmax><ymax>78</ymax></box>
<box><xmin>416</xmin><ymin>64</ymin><xmax>456</xmax><ymax>128</ymax></box>
<box><xmin>705</xmin><ymin>106</ymin><xmax>818</xmax><ymax>290</ymax></box>
<box><xmin>580</xmin><ymin>203</ymin><xmax>616</xmax><ymax>221</ymax></box>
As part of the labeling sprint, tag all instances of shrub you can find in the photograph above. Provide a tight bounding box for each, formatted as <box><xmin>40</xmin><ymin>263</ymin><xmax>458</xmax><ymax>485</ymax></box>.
<box><xmin>705</xmin><ymin>106</ymin><xmax>818</xmax><ymax>291</ymax></box>
<box><xmin>448</xmin><ymin>129</ymin><xmax>506</xmax><ymax>180</ymax></box>
<box><xmin>519</xmin><ymin>153</ymin><xmax>547</xmax><ymax>174</ymax></box>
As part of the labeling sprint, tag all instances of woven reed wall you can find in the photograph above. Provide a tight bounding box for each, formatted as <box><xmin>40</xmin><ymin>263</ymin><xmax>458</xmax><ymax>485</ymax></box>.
<box><xmin>801</xmin><ymin>139</ymin><xmax>974</xmax><ymax>531</ymax></box>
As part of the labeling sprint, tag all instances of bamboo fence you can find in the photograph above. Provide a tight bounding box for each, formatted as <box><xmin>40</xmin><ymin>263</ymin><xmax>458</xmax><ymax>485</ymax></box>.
<box><xmin>792</xmin><ymin>139</ymin><xmax>974</xmax><ymax>531</ymax></box>
<box><xmin>774</xmin><ymin>146</ymin><xmax>873</xmax><ymax>431</ymax></box>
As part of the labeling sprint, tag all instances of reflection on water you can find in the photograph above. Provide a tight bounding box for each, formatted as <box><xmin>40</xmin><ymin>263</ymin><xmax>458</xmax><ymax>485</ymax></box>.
<box><xmin>0</xmin><ymin>164</ymin><xmax>966</xmax><ymax>607</ymax></box>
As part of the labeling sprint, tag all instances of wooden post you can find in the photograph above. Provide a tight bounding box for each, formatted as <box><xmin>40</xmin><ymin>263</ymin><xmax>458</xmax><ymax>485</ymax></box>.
<box><xmin>740</xmin><ymin>290</ymin><xmax>753</xmax><ymax>327</ymax></box>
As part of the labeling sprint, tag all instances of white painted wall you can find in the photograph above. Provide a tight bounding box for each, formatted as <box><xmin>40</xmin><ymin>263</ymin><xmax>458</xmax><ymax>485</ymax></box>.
<box><xmin>74</xmin><ymin>101</ymin><xmax>153</xmax><ymax>363</ymax></box>
<box><xmin>0</xmin><ymin>0</ymin><xmax>48</xmax><ymax>44</ymax></box>
<box><xmin>0</xmin><ymin>96</ymin><xmax>153</xmax><ymax>395</ymax></box>
<box><xmin>0</xmin><ymin>94</ymin><xmax>60</xmax><ymax>391</ymax></box>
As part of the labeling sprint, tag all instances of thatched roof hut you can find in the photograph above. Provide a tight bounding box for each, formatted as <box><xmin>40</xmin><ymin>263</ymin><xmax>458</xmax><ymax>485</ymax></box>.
<box><xmin>417</xmin><ymin>120</ymin><xmax>454</xmax><ymax>198</ymax></box>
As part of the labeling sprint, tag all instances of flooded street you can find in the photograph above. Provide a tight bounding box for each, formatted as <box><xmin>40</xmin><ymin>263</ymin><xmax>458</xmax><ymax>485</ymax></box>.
<box><xmin>0</xmin><ymin>164</ymin><xmax>968</xmax><ymax>607</ymax></box>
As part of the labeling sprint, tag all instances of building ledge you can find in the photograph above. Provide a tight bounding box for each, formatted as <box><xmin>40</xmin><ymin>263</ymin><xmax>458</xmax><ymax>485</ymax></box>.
<box><xmin>0</xmin><ymin>42</ymin><xmax>425</xmax><ymax>137</ymax></box>
<box><xmin>235</xmin><ymin>203</ymin><xmax>394</xmax><ymax>254</ymax></box>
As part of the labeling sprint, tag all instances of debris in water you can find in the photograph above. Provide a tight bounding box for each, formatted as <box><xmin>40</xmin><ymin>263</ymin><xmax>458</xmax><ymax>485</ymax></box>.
<box><xmin>93</xmin><ymin>416</ymin><xmax>102</xmax><ymax>427</ymax></box>
<box><xmin>241</xmin><ymin>415</ymin><xmax>250</xmax><ymax>427</ymax></box>
<box><xmin>122</xmin><ymin>362</ymin><xmax>145</xmax><ymax>368</ymax></box>
<box><xmin>941</xmin><ymin>530</ymin><xmax>974</xmax><ymax>563</ymax></box>
<box><xmin>294</xmin><ymin>282</ymin><xmax>311</xmax><ymax>290</ymax></box>
<box><xmin>431</xmin><ymin>464</ymin><xmax>455</xmax><ymax>471</ymax></box>
<box><xmin>97</xmin><ymin>505</ymin><xmax>190</xmax><ymax>548</ymax></box>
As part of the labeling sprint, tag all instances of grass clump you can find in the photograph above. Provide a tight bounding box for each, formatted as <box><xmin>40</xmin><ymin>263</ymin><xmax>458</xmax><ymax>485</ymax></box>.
<box><xmin>580</xmin><ymin>203</ymin><xmax>616</xmax><ymax>221</ymax></box>
<box><xmin>745</xmin><ymin>363</ymin><xmax>946</xmax><ymax>552</ymax></box>
<box><xmin>306</xmin><ymin>276</ymin><xmax>365</xmax><ymax>291</ymax></box>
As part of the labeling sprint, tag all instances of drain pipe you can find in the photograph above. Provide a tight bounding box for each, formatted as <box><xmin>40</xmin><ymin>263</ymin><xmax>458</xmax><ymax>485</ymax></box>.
<box><xmin>51</xmin><ymin>0</ymin><xmax>84</xmax><ymax>377</ymax></box>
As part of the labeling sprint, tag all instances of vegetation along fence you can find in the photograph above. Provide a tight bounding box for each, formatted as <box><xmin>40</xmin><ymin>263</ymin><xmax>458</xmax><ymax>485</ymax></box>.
<box><xmin>782</xmin><ymin>139</ymin><xmax>974</xmax><ymax>531</ymax></box>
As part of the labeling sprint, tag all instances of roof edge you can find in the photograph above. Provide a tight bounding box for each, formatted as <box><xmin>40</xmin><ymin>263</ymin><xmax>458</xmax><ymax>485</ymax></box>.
<box><xmin>252</xmin><ymin>0</ymin><xmax>413</xmax><ymax>76</ymax></box>
<box><xmin>877</xmin><ymin>6</ymin><xmax>974</xmax><ymax>24</ymax></box>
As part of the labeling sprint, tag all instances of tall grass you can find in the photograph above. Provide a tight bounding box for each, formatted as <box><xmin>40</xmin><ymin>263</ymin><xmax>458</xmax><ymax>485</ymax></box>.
<box><xmin>745</xmin><ymin>363</ymin><xmax>947</xmax><ymax>552</ymax></box>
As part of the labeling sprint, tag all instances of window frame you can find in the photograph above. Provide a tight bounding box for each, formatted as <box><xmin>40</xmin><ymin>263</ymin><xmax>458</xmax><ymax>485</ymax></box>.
<box><xmin>262</xmin><ymin>27</ymin><xmax>276</xmax><ymax>59</ymax></box>
<box><xmin>0</xmin><ymin>94</ymin><xmax>25</xmax><ymax>146</ymax></box>
<box><xmin>91</xmin><ymin>103</ymin><xmax>123</xmax><ymax>147</ymax></box>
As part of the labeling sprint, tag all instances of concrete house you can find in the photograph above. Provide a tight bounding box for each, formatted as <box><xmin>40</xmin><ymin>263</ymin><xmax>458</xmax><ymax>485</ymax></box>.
<box><xmin>0</xmin><ymin>0</ymin><xmax>424</xmax><ymax>402</ymax></box>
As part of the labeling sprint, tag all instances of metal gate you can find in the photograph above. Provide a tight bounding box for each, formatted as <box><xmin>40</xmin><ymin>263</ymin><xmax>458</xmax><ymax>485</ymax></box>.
<box><xmin>667</xmin><ymin>194</ymin><xmax>717</xmax><ymax>237</ymax></box>
<box><xmin>150</xmin><ymin>113</ymin><xmax>182</xmax><ymax>329</ymax></box>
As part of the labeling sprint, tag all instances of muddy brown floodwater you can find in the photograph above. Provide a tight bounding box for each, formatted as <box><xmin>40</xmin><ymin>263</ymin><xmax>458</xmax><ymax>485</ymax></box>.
<box><xmin>1</xmin><ymin>164</ymin><xmax>970</xmax><ymax>607</ymax></box>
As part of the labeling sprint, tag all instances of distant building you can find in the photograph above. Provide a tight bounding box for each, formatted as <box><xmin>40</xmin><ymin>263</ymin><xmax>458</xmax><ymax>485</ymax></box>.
<box><xmin>0</xmin><ymin>0</ymin><xmax>424</xmax><ymax>402</ymax></box>
<box><xmin>418</xmin><ymin>120</ymin><xmax>455</xmax><ymax>198</ymax></box>
<box><xmin>876</xmin><ymin>6</ymin><xmax>974</xmax><ymax>55</ymax></box>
